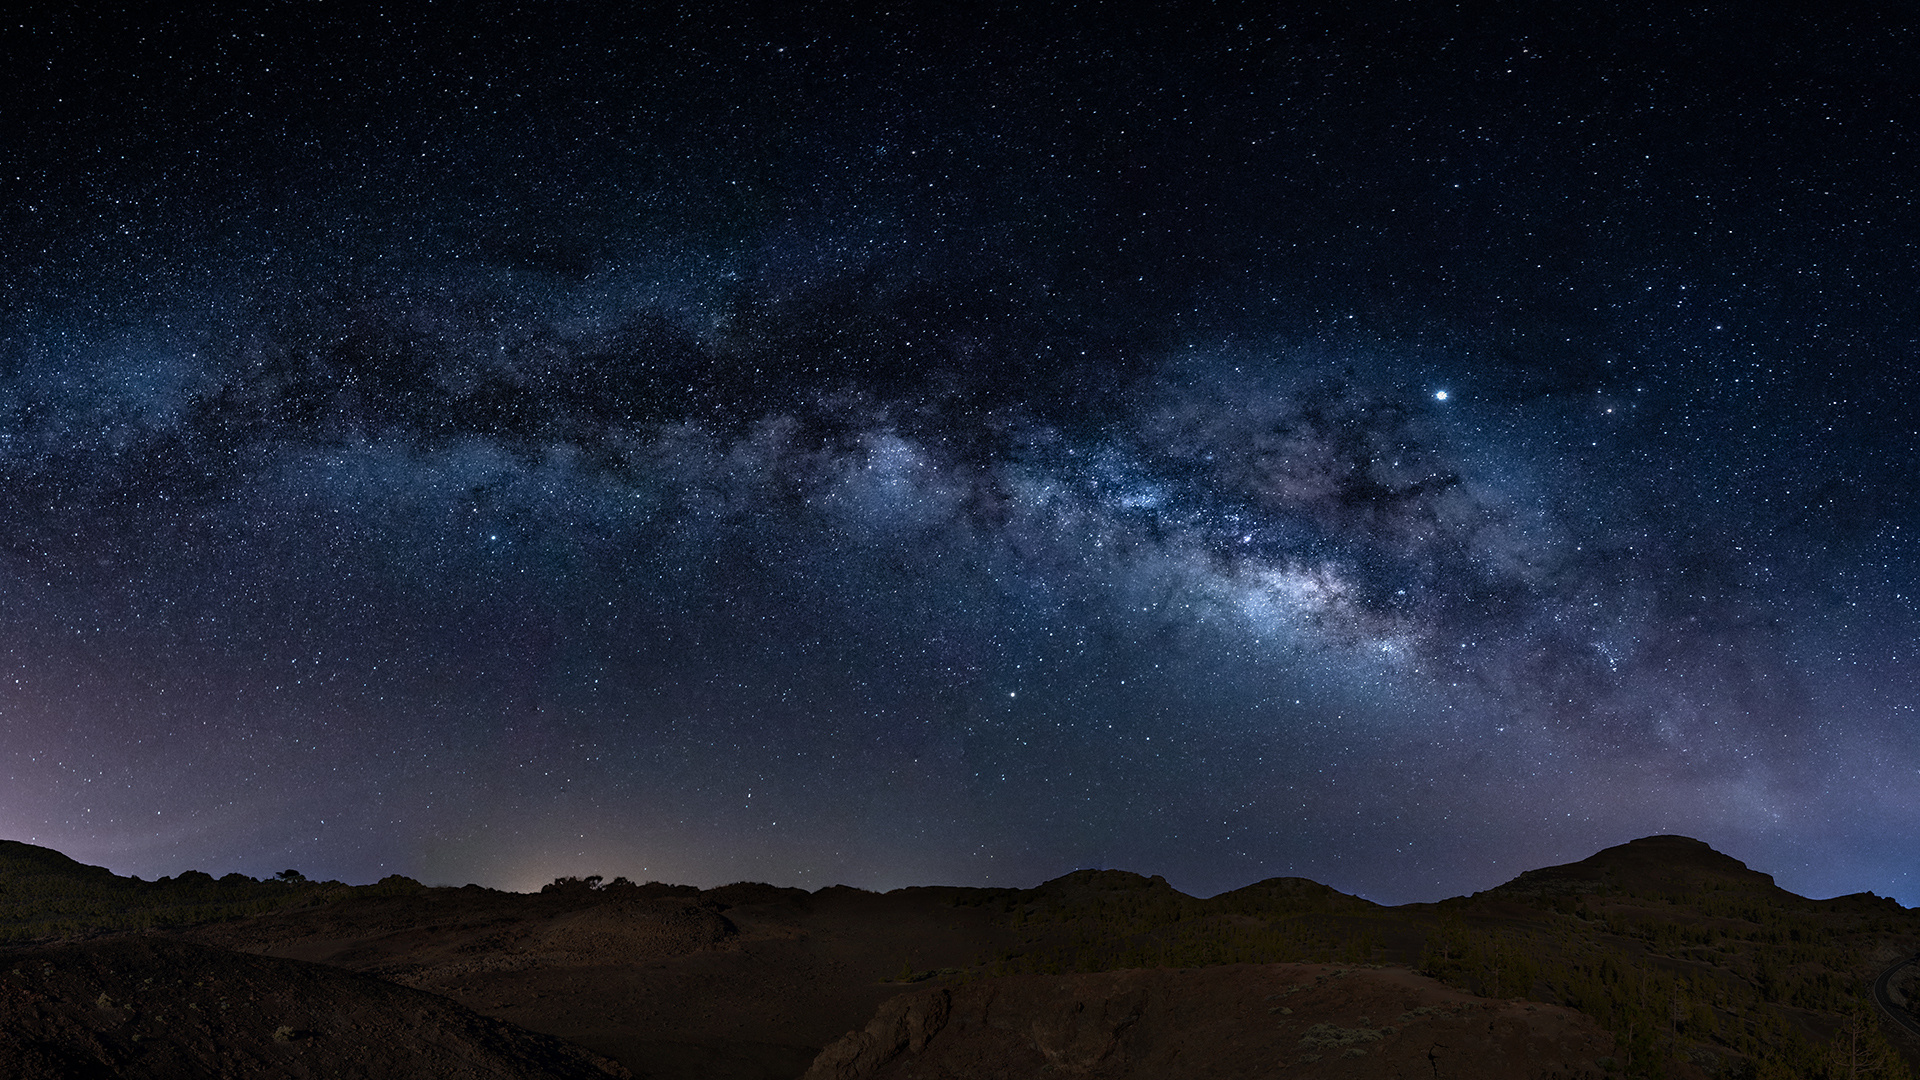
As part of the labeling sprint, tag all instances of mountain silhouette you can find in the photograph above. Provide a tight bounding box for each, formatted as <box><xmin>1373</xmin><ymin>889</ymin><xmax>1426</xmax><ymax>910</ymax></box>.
<box><xmin>1</xmin><ymin>835</ymin><xmax>1914</xmax><ymax>1078</ymax></box>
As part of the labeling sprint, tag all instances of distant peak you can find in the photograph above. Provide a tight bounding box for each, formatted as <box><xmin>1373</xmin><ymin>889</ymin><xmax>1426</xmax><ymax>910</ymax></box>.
<box><xmin>1493</xmin><ymin>834</ymin><xmax>1777</xmax><ymax>900</ymax></box>
<box><xmin>1024</xmin><ymin>869</ymin><xmax>1182</xmax><ymax>901</ymax></box>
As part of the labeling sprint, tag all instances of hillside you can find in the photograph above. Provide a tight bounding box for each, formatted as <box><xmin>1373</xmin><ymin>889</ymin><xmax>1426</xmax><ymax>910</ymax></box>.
<box><xmin>0</xmin><ymin>937</ymin><xmax>626</xmax><ymax>1079</ymax></box>
<box><xmin>0</xmin><ymin>836</ymin><xmax>1915</xmax><ymax>1079</ymax></box>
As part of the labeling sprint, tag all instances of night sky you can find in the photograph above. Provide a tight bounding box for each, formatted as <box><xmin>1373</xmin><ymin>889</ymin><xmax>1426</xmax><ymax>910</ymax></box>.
<box><xmin>4</xmin><ymin>4</ymin><xmax>1918</xmax><ymax>905</ymax></box>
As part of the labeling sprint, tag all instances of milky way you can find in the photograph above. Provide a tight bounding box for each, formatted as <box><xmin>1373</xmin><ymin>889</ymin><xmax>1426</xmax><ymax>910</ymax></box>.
<box><xmin>3</xmin><ymin>6</ymin><xmax>1917</xmax><ymax>903</ymax></box>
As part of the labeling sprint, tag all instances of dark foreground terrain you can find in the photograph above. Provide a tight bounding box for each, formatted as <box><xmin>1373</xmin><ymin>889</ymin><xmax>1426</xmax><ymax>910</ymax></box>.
<box><xmin>1</xmin><ymin>835</ymin><xmax>1916</xmax><ymax>1079</ymax></box>
<box><xmin>0</xmin><ymin>937</ymin><xmax>625</xmax><ymax>1079</ymax></box>
<box><xmin>801</xmin><ymin>963</ymin><xmax>1612</xmax><ymax>1079</ymax></box>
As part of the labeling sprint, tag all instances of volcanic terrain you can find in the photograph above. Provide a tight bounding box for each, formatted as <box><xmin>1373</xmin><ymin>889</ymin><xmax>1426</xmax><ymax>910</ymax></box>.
<box><xmin>1</xmin><ymin>836</ymin><xmax>1916</xmax><ymax>1078</ymax></box>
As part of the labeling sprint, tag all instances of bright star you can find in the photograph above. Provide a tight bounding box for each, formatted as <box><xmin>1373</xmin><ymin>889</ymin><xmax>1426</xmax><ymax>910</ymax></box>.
<box><xmin>1434</xmin><ymin>390</ymin><xmax>1449</xmax><ymax>401</ymax></box>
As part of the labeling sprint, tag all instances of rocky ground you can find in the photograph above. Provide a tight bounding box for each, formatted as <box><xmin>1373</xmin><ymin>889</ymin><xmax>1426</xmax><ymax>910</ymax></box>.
<box><xmin>0</xmin><ymin>937</ymin><xmax>627</xmax><ymax>1079</ymax></box>
<box><xmin>806</xmin><ymin>963</ymin><xmax>1614</xmax><ymax>1080</ymax></box>
<box><xmin>182</xmin><ymin>880</ymin><xmax>1023</xmax><ymax>1079</ymax></box>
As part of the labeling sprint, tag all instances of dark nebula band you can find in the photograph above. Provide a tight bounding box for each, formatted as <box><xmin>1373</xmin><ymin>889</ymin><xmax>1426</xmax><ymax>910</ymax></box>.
<box><xmin>1</xmin><ymin>4</ymin><xmax>1915</xmax><ymax>903</ymax></box>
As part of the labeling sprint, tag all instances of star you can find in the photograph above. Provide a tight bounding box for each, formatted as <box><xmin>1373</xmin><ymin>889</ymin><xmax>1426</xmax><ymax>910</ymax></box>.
<box><xmin>1</xmin><ymin>3</ymin><xmax>1912</xmax><ymax>908</ymax></box>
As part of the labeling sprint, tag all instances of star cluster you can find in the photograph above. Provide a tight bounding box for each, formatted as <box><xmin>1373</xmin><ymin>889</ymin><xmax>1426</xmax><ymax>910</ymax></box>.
<box><xmin>2</xmin><ymin>5</ymin><xmax>1917</xmax><ymax>903</ymax></box>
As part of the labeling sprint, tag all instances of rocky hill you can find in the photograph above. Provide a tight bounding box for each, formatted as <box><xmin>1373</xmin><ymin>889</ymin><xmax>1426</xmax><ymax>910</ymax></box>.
<box><xmin>1</xmin><ymin>835</ymin><xmax>1916</xmax><ymax>1079</ymax></box>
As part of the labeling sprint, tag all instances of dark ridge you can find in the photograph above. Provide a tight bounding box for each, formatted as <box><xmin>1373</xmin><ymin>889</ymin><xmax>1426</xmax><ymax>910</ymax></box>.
<box><xmin>0</xmin><ymin>839</ymin><xmax>343</xmax><ymax>943</ymax></box>
<box><xmin>1212</xmin><ymin>876</ymin><xmax>1383</xmax><ymax>913</ymax></box>
<box><xmin>0</xmin><ymin>839</ymin><xmax>119</xmax><ymax>882</ymax></box>
<box><xmin>1490</xmin><ymin>834</ymin><xmax>1780</xmax><ymax>899</ymax></box>
<box><xmin>1024</xmin><ymin>869</ymin><xmax>1182</xmax><ymax>899</ymax></box>
<box><xmin>703</xmin><ymin>881</ymin><xmax>815</xmax><ymax>909</ymax></box>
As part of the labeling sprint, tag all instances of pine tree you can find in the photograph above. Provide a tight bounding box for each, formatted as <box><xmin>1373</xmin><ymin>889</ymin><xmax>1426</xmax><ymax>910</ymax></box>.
<box><xmin>1825</xmin><ymin>1006</ymin><xmax>1913</xmax><ymax>1080</ymax></box>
